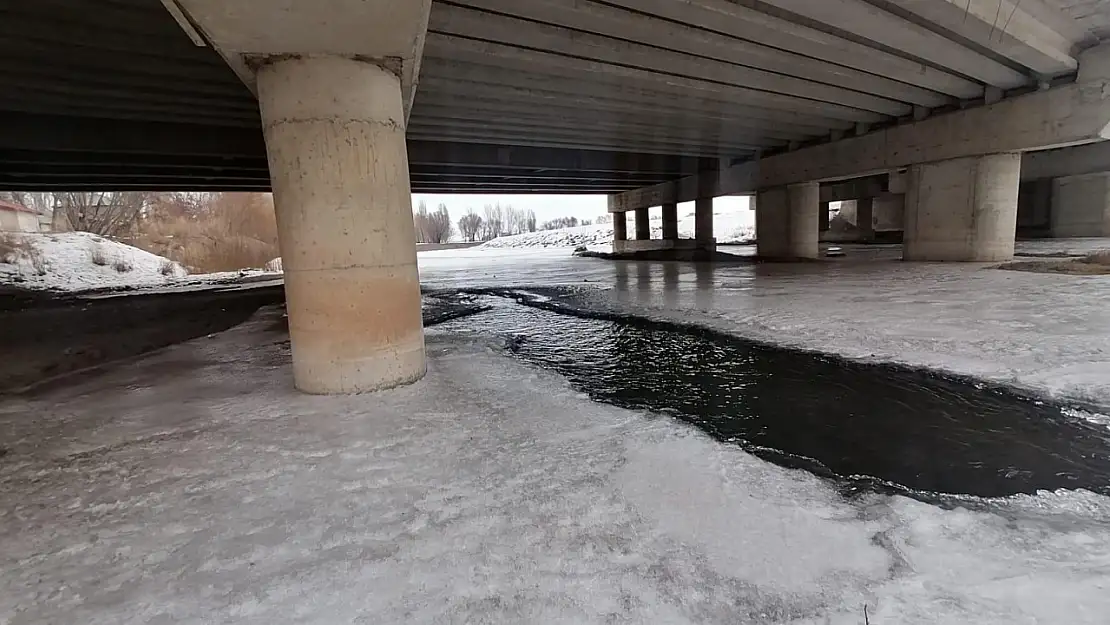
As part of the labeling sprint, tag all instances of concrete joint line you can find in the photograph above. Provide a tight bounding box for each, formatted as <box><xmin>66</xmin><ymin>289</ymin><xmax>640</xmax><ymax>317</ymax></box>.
<box><xmin>264</xmin><ymin>118</ymin><xmax>404</xmax><ymax>132</ymax></box>
<box><xmin>287</xmin><ymin>263</ymin><xmax>413</xmax><ymax>275</ymax></box>
<box><xmin>246</xmin><ymin>53</ymin><xmax>405</xmax><ymax>79</ymax></box>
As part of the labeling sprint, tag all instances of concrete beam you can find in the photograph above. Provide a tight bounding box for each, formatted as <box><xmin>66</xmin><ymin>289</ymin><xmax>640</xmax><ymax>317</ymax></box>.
<box><xmin>755</xmin><ymin>0</ymin><xmax>1029</xmax><ymax>88</ymax></box>
<box><xmin>610</xmin><ymin>78</ymin><xmax>1110</xmax><ymax>211</ymax></box>
<box><xmin>412</xmin><ymin>104</ymin><xmax>819</xmax><ymax>143</ymax></box>
<box><xmin>603</xmin><ymin>0</ymin><xmax>982</xmax><ymax>99</ymax></box>
<box><xmin>417</xmin><ymin>64</ymin><xmax>859</xmax><ymax>131</ymax></box>
<box><xmin>406</xmin><ymin>129</ymin><xmax>753</xmax><ymax>159</ymax></box>
<box><xmin>881</xmin><ymin>0</ymin><xmax>1079</xmax><ymax>77</ymax></box>
<box><xmin>820</xmin><ymin>175</ymin><xmax>889</xmax><ymax>203</ymax></box>
<box><xmin>1023</xmin><ymin>141</ymin><xmax>1110</xmax><ymax>180</ymax></box>
<box><xmin>429</xmin><ymin>5</ymin><xmax>909</xmax><ymax>117</ymax></box>
<box><xmin>407</xmin><ymin>120</ymin><xmax>773</xmax><ymax>154</ymax></box>
<box><xmin>450</xmin><ymin>0</ymin><xmax>950</xmax><ymax>108</ymax></box>
<box><xmin>422</xmin><ymin>34</ymin><xmax>889</xmax><ymax>124</ymax></box>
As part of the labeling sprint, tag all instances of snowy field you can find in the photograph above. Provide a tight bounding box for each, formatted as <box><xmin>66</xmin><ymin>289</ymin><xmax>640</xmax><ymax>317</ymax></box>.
<box><xmin>1</xmin><ymin>308</ymin><xmax>1108</xmax><ymax>623</ymax></box>
<box><xmin>0</xmin><ymin>231</ymin><xmax>187</xmax><ymax>291</ymax></box>
<box><xmin>0</xmin><ymin>232</ymin><xmax>280</xmax><ymax>292</ymax></box>
<box><xmin>479</xmin><ymin>208</ymin><xmax>755</xmax><ymax>249</ymax></box>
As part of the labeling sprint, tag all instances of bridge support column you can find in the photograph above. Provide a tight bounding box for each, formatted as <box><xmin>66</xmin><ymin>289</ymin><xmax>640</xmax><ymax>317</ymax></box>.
<box><xmin>613</xmin><ymin>211</ymin><xmax>628</xmax><ymax>242</ymax></box>
<box><xmin>661</xmin><ymin>202</ymin><xmax>678</xmax><ymax>240</ymax></box>
<box><xmin>695</xmin><ymin>197</ymin><xmax>714</xmax><ymax>244</ymax></box>
<box><xmin>1050</xmin><ymin>173</ymin><xmax>1110</xmax><ymax>237</ymax></box>
<box><xmin>756</xmin><ymin>182</ymin><xmax>819</xmax><ymax>259</ymax></box>
<box><xmin>904</xmin><ymin>153</ymin><xmax>1020</xmax><ymax>261</ymax></box>
<box><xmin>635</xmin><ymin>207</ymin><xmax>651</xmax><ymax>240</ymax></box>
<box><xmin>257</xmin><ymin>56</ymin><xmax>425</xmax><ymax>393</ymax></box>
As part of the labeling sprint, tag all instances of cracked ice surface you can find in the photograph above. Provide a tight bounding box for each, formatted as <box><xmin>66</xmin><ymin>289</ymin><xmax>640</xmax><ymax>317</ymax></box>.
<box><xmin>418</xmin><ymin>245</ymin><xmax>1110</xmax><ymax>409</ymax></box>
<box><xmin>2</xmin><ymin>309</ymin><xmax>1110</xmax><ymax>623</ymax></box>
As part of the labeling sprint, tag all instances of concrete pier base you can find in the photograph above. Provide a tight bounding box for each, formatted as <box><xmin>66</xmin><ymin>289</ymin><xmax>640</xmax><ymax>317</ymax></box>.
<box><xmin>257</xmin><ymin>56</ymin><xmax>426</xmax><ymax>394</ymax></box>
<box><xmin>904</xmin><ymin>153</ymin><xmax>1021</xmax><ymax>261</ymax></box>
<box><xmin>756</xmin><ymin>182</ymin><xmax>819</xmax><ymax>259</ymax></box>
<box><xmin>1051</xmin><ymin>173</ymin><xmax>1110</xmax><ymax>237</ymax></box>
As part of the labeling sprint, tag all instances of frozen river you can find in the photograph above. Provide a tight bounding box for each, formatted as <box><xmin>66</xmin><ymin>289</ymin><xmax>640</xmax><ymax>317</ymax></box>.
<box><xmin>2</xmin><ymin>244</ymin><xmax>1110</xmax><ymax>623</ymax></box>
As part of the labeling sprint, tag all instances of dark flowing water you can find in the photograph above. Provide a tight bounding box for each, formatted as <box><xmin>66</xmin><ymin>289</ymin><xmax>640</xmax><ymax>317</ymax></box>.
<box><xmin>429</xmin><ymin>288</ymin><xmax>1110</xmax><ymax>499</ymax></box>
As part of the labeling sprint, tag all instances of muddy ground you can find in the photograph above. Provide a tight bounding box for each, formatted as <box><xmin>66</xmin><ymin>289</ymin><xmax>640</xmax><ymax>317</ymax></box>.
<box><xmin>0</xmin><ymin>284</ymin><xmax>286</xmax><ymax>393</ymax></box>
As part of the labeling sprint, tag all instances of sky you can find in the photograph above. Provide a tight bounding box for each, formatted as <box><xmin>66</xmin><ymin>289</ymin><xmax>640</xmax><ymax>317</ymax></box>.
<box><xmin>412</xmin><ymin>194</ymin><xmax>752</xmax><ymax>223</ymax></box>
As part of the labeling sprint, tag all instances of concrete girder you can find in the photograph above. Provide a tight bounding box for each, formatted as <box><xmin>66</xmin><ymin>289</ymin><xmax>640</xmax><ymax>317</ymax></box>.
<box><xmin>406</xmin><ymin>130</ymin><xmax>754</xmax><ymax>159</ymax></box>
<box><xmin>426</xmin><ymin>8</ymin><xmax>910</xmax><ymax>117</ymax></box>
<box><xmin>407</xmin><ymin>122</ymin><xmax>766</xmax><ymax>156</ymax></box>
<box><xmin>600</xmin><ymin>0</ymin><xmax>982</xmax><ymax>99</ymax></box>
<box><xmin>411</xmin><ymin>105</ymin><xmax>821</xmax><ymax>143</ymax></box>
<box><xmin>753</xmin><ymin>0</ymin><xmax>1030</xmax><ymax>88</ymax></box>
<box><xmin>610</xmin><ymin>78</ymin><xmax>1110</xmax><ymax>211</ymax></box>
<box><xmin>448</xmin><ymin>0</ymin><xmax>951</xmax><ymax>108</ymax></box>
<box><xmin>413</xmin><ymin>94</ymin><xmax>833</xmax><ymax>140</ymax></box>
<box><xmin>422</xmin><ymin>35</ymin><xmax>888</xmax><ymax>124</ymax></box>
<box><xmin>416</xmin><ymin>66</ymin><xmax>859</xmax><ymax>131</ymax></box>
<box><xmin>880</xmin><ymin>0</ymin><xmax>1080</xmax><ymax>77</ymax></box>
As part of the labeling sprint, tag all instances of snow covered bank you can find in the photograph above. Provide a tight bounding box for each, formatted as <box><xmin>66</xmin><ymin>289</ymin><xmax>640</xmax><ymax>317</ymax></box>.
<box><xmin>2</xmin><ymin>309</ymin><xmax>1108</xmax><ymax>623</ymax></box>
<box><xmin>480</xmin><ymin>209</ymin><xmax>755</xmax><ymax>249</ymax></box>
<box><xmin>0</xmin><ymin>231</ymin><xmax>187</xmax><ymax>291</ymax></box>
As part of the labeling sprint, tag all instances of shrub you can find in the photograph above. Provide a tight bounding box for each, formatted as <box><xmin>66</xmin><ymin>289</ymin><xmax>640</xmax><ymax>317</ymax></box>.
<box><xmin>1</xmin><ymin>233</ymin><xmax>47</xmax><ymax>275</ymax></box>
<box><xmin>159</xmin><ymin>259</ymin><xmax>179</xmax><ymax>276</ymax></box>
<box><xmin>112</xmin><ymin>258</ymin><xmax>133</xmax><ymax>273</ymax></box>
<box><xmin>133</xmin><ymin>192</ymin><xmax>280</xmax><ymax>273</ymax></box>
<box><xmin>90</xmin><ymin>246</ymin><xmax>109</xmax><ymax>266</ymax></box>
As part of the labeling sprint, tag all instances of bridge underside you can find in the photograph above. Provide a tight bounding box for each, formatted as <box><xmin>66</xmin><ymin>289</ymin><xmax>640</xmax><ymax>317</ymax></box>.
<box><xmin>5</xmin><ymin>0</ymin><xmax>1110</xmax><ymax>394</ymax></box>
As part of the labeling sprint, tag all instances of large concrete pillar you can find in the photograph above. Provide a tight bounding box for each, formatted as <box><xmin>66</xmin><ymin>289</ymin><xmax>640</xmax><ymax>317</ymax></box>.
<box><xmin>258</xmin><ymin>56</ymin><xmax>425</xmax><ymax>393</ymax></box>
<box><xmin>613</xmin><ymin>211</ymin><xmax>628</xmax><ymax>241</ymax></box>
<box><xmin>904</xmin><ymin>153</ymin><xmax>1021</xmax><ymax>261</ymax></box>
<box><xmin>1050</xmin><ymin>173</ymin><xmax>1110</xmax><ymax>237</ymax></box>
<box><xmin>756</xmin><ymin>182</ymin><xmax>819</xmax><ymax>258</ymax></box>
<box><xmin>695</xmin><ymin>197</ymin><xmax>714</xmax><ymax>242</ymax></box>
<box><xmin>661</xmin><ymin>202</ymin><xmax>679</xmax><ymax>240</ymax></box>
<box><xmin>635</xmin><ymin>207</ymin><xmax>651</xmax><ymax>240</ymax></box>
<box><xmin>856</xmin><ymin>198</ymin><xmax>875</xmax><ymax>240</ymax></box>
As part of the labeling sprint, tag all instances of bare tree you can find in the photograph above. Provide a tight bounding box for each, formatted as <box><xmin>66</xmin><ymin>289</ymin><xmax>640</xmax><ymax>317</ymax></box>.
<box><xmin>481</xmin><ymin>204</ymin><xmax>504</xmax><ymax>241</ymax></box>
<box><xmin>413</xmin><ymin>199</ymin><xmax>431</xmax><ymax>243</ymax></box>
<box><xmin>525</xmin><ymin>209</ymin><xmax>537</xmax><ymax>233</ymax></box>
<box><xmin>541</xmin><ymin>216</ymin><xmax>579</xmax><ymax>230</ymax></box>
<box><xmin>458</xmin><ymin>209</ymin><xmax>482</xmax><ymax>242</ymax></box>
<box><xmin>426</xmin><ymin>203</ymin><xmax>453</xmax><ymax>243</ymax></box>
<box><xmin>54</xmin><ymin>192</ymin><xmax>150</xmax><ymax>236</ymax></box>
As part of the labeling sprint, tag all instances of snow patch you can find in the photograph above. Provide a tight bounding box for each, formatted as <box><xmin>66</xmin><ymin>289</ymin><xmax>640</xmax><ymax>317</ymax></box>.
<box><xmin>0</xmin><ymin>232</ymin><xmax>187</xmax><ymax>291</ymax></box>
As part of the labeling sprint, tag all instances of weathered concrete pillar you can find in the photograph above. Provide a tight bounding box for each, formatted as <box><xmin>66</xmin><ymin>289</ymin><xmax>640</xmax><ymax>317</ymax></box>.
<box><xmin>257</xmin><ymin>56</ymin><xmax>425</xmax><ymax>393</ymax></box>
<box><xmin>904</xmin><ymin>153</ymin><xmax>1021</xmax><ymax>261</ymax></box>
<box><xmin>856</xmin><ymin>198</ymin><xmax>875</xmax><ymax>240</ymax></box>
<box><xmin>695</xmin><ymin>197</ymin><xmax>714</xmax><ymax>242</ymax></box>
<box><xmin>756</xmin><ymin>182</ymin><xmax>819</xmax><ymax>258</ymax></box>
<box><xmin>613</xmin><ymin>211</ymin><xmax>628</xmax><ymax>241</ymax></box>
<box><xmin>661</xmin><ymin>203</ymin><xmax>679</xmax><ymax>240</ymax></box>
<box><xmin>1050</xmin><ymin>173</ymin><xmax>1110</xmax><ymax>237</ymax></box>
<box><xmin>819</xmin><ymin>201</ymin><xmax>831</xmax><ymax>232</ymax></box>
<box><xmin>635</xmin><ymin>207</ymin><xmax>651</xmax><ymax>240</ymax></box>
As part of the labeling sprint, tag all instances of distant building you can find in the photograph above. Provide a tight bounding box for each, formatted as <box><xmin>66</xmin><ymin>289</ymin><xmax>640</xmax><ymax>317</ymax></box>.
<box><xmin>0</xmin><ymin>199</ymin><xmax>41</xmax><ymax>233</ymax></box>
